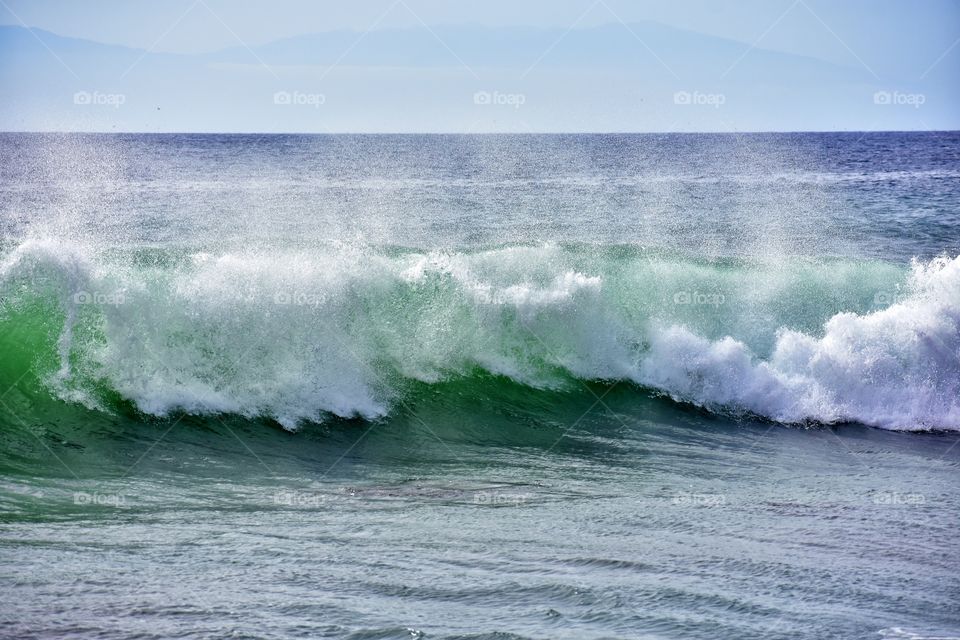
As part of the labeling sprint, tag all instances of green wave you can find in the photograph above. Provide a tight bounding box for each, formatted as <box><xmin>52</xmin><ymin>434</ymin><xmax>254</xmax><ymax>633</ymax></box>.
<box><xmin>2</xmin><ymin>238</ymin><xmax>958</xmax><ymax>432</ymax></box>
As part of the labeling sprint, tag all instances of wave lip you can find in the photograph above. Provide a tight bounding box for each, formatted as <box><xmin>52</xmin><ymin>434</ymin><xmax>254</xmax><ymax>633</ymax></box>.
<box><xmin>1</xmin><ymin>239</ymin><xmax>958</xmax><ymax>431</ymax></box>
<box><xmin>639</xmin><ymin>255</ymin><xmax>960</xmax><ymax>430</ymax></box>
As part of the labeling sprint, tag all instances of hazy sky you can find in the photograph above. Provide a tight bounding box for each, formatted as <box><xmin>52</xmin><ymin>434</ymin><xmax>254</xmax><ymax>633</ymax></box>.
<box><xmin>1</xmin><ymin>0</ymin><xmax>956</xmax><ymax>63</ymax></box>
<box><xmin>1</xmin><ymin>0</ymin><xmax>957</xmax><ymax>132</ymax></box>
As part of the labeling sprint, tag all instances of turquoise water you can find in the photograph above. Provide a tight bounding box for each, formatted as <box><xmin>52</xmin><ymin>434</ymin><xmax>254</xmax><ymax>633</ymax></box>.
<box><xmin>1</xmin><ymin>132</ymin><xmax>959</xmax><ymax>639</ymax></box>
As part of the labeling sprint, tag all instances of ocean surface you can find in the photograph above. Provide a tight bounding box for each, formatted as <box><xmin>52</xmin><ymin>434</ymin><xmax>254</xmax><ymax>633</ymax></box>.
<box><xmin>0</xmin><ymin>132</ymin><xmax>959</xmax><ymax>639</ymax></box>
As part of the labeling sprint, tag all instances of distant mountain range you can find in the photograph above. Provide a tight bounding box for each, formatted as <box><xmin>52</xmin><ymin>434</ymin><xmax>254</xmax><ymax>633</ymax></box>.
<box><xmin>0</xmin><ymin>23</ymin><xmax>955</xmax><ymax>132</ymax></box>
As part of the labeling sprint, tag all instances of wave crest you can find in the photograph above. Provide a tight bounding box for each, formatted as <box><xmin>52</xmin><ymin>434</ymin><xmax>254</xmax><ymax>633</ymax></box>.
<box><xmin>2</xmin><ymin>239</ymin><xmax>957</xmax><ymax>431</ymax></box>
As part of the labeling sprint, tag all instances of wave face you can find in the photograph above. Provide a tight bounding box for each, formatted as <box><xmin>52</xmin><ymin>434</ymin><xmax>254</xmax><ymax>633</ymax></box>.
<box><xmin>1</xmin><ymin>238</ymin><xmax>958</xmax><ymax>431</ymax></box>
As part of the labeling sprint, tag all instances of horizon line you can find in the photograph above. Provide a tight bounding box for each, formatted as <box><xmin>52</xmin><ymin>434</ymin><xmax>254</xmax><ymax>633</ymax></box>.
<box><xmin>2</xmin><ymin>129</ymin><xmax>957</xmax><ymax>136</ymax></box>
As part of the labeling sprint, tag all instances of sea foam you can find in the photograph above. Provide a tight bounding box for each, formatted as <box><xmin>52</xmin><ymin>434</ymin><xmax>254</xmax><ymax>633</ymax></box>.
<box><xmin>2</xmin><ymin>239</ymin><xmax>957</xmax><ymax>430</ymax></box>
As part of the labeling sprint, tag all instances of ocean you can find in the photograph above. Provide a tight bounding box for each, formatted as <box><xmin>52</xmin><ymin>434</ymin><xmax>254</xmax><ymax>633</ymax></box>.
<box><xmin>1</xmin><ymin>131</ymin><xmax>959</xmax><ymax>639</ymax></box>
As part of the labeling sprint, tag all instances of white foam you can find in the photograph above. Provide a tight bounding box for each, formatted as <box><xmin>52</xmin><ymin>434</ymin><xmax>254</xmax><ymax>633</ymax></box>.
<box><xmin>3</xmin><ymin>239</ymin><xmax>958</xmax><ymax>431</ymax></box>
<box><xmin>639</xmin><ymin>255</ymin><xmax>960</xmax><ymax>430</ymax></box>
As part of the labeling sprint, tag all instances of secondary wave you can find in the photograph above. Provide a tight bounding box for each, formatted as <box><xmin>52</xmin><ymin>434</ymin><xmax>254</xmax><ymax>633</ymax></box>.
<box><xmin>1</xmin><ymin>238</ymin><xmax>958</xmax><ymax>431</ymax></box>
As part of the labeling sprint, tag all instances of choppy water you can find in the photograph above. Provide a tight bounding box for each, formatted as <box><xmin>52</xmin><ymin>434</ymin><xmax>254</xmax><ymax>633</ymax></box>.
<box><xmin>1</xmin><ymin>132</ymin><xmax>959</xmax><ymax>639</ymax></box>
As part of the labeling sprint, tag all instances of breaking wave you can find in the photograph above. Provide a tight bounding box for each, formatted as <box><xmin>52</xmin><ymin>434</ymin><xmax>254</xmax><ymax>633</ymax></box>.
<box><xmin>1</xmin><ymin>238</ymin><xmax>957</xmax><ymax>431</ymax></box>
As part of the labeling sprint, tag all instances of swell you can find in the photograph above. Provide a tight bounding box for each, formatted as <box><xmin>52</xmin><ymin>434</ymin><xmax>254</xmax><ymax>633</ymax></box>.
<box><xmin>1</xmin><ymin>238</ymin><xmax>958</xmax><ymax>431</ymax></box>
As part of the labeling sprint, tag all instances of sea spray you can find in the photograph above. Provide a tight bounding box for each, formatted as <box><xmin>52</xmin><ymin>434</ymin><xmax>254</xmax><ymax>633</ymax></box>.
<box><xmin>1</xmin><ymin>239</ymin><xmax>957</xmax><ymax>430</ymax></box>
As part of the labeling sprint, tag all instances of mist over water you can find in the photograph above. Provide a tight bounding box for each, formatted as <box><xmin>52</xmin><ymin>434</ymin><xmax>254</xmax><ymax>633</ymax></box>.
<box><xmin>3</xmin><ymin>132</ymin><xmax>958</xmax><ymax>257</ymax></box>
<box><xmin>2</xmin><ymin>132</ymin><xmax>958</xmax><ymax>430</ymax></box>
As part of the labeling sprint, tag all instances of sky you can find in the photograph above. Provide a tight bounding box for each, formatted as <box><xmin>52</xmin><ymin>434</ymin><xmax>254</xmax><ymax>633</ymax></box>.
<box><xmin>1</xmin><ymin>0</ymin><xmax>956</xmax><ymax>61</ymax></box>
<box><xmin>0</xmin><ymin>0</ymin><xmax>957</xmax><ymax>132</ymax></box>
